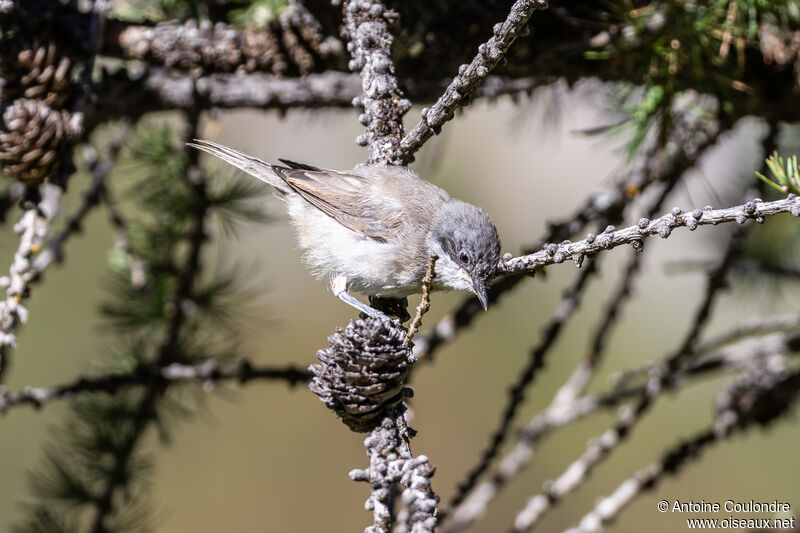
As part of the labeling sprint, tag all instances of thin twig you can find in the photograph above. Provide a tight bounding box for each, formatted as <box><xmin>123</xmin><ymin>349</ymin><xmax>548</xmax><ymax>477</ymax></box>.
<box><xmin>404</xmin><ymin>255</ymin><xmax>437</xmax><ymax>347</ymax></box>
<box><xmin>98</xmin><ymin>176</ymin><xmax>148</xmax><ymax>289</ymax></box>
<box><xmin>509</xmin><ymin>221</ymin><xmax>751</xmax><ymax>533</ymax></box>
<box><xmin>32</xmin><ymin>125</ymin><xmax>131</xmax><ymax>270</ymax></box>
<box><xmin>612</xmin><ymin>313</ymin><xmax>800</xmax><ymax>389</ymax></box>
<box><xmin>0</xmin><ymin>358</ymin><xmax>311</xmax><ymax>415</ymax></box>
<box><xmin>413</xmin><ymin>126</ymin><xmax>722</xmax><ymax>366</ymax></box>
<box><xmin>444</xmin><ymin>260</ymin><xmax>599</xmax><ymax>516</ymax></box>
<box><xmin>498</xmin><ymin>196</ymin><xmax>800</xmax><ymax>275</ymax></box>
<box><xmin>567</xmin><ymin>369</ymin><xmax>800</xmax><ymax>532</ymax></box>
<box><xmin>565</xmin><ymin>428</ymin><xmax>718</xmax><ymax>533</ymax></box>
<box><xmin>441</xmin><ymin>329</ymin><xmax>797</xmax><ymax>533</ymax></box>
<box><xmin>90</xmin><ymin>108</ymin><xmax>207</xmax><ymax>533</ymax></box>
<box><xmin>398</xmin><ymin>0</ymin><xmax>549</xmax><ymax>162</ymax></box>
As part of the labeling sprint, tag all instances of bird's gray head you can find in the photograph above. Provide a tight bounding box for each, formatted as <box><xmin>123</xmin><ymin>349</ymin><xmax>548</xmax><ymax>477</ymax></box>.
<box><xmin>427</xmin><ymin>200</ymin><xmax>501</xmax><ymax>310</ymax></box>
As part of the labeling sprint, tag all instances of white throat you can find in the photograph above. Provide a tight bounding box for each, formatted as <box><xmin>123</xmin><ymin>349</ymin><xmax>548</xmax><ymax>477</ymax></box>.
<box><xmin>426</xmin><ymin>237</ymin><xmax>474</xmax><ymax>292</ymax></box>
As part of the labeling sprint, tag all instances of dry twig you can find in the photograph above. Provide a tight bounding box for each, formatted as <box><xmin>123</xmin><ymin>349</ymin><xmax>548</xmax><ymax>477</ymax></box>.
<box><xmin>404</xmin><ymin>255</ymin><xmax>437</xmax><ymax>347</ymax></box>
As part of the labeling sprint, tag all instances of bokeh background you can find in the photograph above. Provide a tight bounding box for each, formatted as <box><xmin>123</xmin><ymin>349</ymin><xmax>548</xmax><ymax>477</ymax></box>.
<box><xmin>1</xmin><ymin>86</ymin><xmax>798</xmax><ymax>532</ymax></box>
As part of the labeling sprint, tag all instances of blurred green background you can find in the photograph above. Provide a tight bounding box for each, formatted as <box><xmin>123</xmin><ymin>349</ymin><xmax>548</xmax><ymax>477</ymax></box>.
<box><xmin>1</xmin><ymin>90</ymin><xmax>798</xmax><ymax>532</ymax></box>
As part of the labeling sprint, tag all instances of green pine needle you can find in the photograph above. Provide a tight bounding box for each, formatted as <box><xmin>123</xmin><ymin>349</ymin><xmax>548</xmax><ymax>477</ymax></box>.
<box><xmin>755</xmin><ymin>152</ymin><xmax>800</xmax><ymax>195</ymax></box>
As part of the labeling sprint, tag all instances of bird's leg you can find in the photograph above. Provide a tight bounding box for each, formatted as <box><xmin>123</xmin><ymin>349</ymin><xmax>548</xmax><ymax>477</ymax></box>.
<box><xmin>331</xmin><ymin>275</ymin><xmax>398</xmax><ymax>324</ymax></box>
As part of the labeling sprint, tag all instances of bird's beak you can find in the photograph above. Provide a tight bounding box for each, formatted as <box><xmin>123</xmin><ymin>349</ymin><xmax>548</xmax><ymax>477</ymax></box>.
<box><xmin>471</xmin><ymin>278</ymin><xmax>489</xmax><ymax>310</ymax></box>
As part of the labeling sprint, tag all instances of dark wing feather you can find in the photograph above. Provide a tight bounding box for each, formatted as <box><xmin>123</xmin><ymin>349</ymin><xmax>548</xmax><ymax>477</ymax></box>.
<box><xmin>275</xmin><ymin>167</ymin><xmax>399</xmax><ymax>241</ymax></box>
<box><xmin>277</xmin><ymin>159</ymin><xmax>323</xmax><ymax>171</ymax></box>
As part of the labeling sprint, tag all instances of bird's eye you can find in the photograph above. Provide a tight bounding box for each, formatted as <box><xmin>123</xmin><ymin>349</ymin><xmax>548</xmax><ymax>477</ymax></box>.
<box><xmin>459</xmin><ymin>251</ymin><xmax>470</xmax><ymax>265</ymax></box>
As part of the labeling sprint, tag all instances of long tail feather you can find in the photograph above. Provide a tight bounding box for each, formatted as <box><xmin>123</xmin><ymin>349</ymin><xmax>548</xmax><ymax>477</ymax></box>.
<box><xmin>187</xmin><ymin>139</ymin><xmax>291</xmax><ymax>193</ymax></box>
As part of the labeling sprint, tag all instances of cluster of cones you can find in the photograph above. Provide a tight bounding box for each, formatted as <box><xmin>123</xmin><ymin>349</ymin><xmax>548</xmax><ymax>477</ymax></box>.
<box><xmin>0</xmin><ymin>34</ymin><xmax>77</xmax><ymax>184</ymax></box>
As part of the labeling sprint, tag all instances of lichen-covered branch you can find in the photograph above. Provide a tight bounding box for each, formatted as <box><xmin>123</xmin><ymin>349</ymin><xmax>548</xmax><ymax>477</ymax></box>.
<box><xmin>398</xmin><ymin>0</ymin><xmax>549</xmax><ymax>162</ymax></box>
<box><xmin>0</xmin><ymin>184</ymin><xmax>62</xmax><ymax>374</ymax></box>
<box><xmin>88</xmin><ymin>66</ymin><xmax>542</xmax><ymax>128</ymax></box>
<box><xmin>340</xmin><ymin>0</ymin><xmax>410</xmax><ymax>164</ymax></box>
<box><xmin>349</xmin><ymin>406</ymin><xmax>438</xmax><ymax>533</ymax></box>
<box><xmin>498</xmin><ymin>196</ymin><xmax>800</xmax><ymax>275</ymax></box>
<box><xmin>110</xmin><ymin>14</ymin><xmax>342</xmax><ymax>75</ymax></box>
<box><xmin>564</xmin><ymin>427</ymin><xmax>718</xmax><ymax>533</ymax></box>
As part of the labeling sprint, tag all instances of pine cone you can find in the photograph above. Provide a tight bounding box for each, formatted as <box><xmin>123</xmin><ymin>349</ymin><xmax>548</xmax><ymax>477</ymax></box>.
<box><xmin>0</xmin><ymin>98</ymin><xmax>73</xmax><ymax>184</ymax></box>
<box><xmin>309</xmin><ymin>319</ymin><xmax>414</xmax><ymax>432</ymax></box>
<box><xmin>0</xmin><ymin>39</ymin><xmax>72</xmax><ymax>107</ymax></box>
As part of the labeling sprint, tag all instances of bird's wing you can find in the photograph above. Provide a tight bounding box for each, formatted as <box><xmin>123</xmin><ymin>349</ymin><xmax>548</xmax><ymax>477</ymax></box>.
<box><xmin>189</xmin><ymin>140</ymin><xmax>404</xmax><ymax>240</ymax></box>
<box><xmin>277</xmin><ymin>158</ymin><xmax>323</xmax><ymax>171</ymax></box>
<box><xmin>275</xmin><ymin>167</ymin><xmax>402</xmax><ymax>241</ymax></box>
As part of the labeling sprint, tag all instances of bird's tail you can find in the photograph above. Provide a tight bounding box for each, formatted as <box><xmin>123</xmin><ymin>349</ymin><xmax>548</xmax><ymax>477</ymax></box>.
<box><xmin>187</xmin><ymin>139</ymin><xmax>292</xmax><ymax>194</ymax></box>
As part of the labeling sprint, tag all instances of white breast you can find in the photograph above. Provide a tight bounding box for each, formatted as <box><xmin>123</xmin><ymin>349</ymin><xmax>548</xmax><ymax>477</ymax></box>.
<box><xmin>285</xmin><ymin>197</ymin><xmax>420</xmax><ymax>296</ymax></box>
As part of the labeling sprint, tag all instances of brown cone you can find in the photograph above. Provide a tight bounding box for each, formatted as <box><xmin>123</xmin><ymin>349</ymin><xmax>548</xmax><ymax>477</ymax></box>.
<box><xmin>0</xmin><ymin>99</ymin><xmax>73</xmax><ymax>184</ymax></box>
<box><xmin>0</xmin><ymin>39</ymin><xmax>73</xmax><ymax>108</ymax></box>
<box><xmin>309</xmin><ymin>318</ymin><xmax>415</xmax><ymax>432</ymax></box>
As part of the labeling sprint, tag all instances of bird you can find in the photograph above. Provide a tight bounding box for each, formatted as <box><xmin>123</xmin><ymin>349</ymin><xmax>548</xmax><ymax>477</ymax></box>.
<box><xmin>188</xmin><ymin>140</ymin><xmax>502</xmax><ymax>322</ymax></box>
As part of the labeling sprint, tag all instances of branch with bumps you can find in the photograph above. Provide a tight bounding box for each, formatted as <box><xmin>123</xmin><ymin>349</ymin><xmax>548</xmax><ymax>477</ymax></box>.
<box><xmin>349</xmin><ymin>407</ymin><xmax>438</xmax><ymax>533</ymax></box>
<box><xmin>89</xmin><ymin>67</ymin><xmax>542</xmax><ymax>127</ymax></box>
<box><xmin>398</xmin><ymin>0</ymin><xmax>549</xmax><ymax>162</ymax></box>
<box><xmin>111</xmin><ymin>13</ymin><xmax>342</xmax><ymax>76</ymax></box>
<box><xmin>340</xmin><ymin>0</ymin><xmax>410</xmax><ymax>164</ymax></box>
<box><xmin>413</xmin><ymin>116</ymin><xmax>723</xmax><ymax>366</ymax></box>
<box><xmin>330</xmin><ymin>1</ymin><xmax>442</xmax><ymax>527</ymax></box>
<box><xmin>497</xmin><ymin>196</ymin><xmax>800</xmax><ymax>275</ymax></box>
